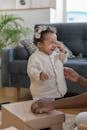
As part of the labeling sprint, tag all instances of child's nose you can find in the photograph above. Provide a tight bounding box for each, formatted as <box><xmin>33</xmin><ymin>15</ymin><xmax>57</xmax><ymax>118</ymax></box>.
<box><xmin>53</xmin><ymin>45</ymin><xmax>56</xmax><ymax>49</ymax></box>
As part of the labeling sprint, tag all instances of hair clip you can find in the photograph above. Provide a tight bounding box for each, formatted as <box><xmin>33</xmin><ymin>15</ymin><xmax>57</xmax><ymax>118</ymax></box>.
<box><xmin>34</xmin><ymin>26</ymin><xmax>47</xmax><ymax>39</ymax></box>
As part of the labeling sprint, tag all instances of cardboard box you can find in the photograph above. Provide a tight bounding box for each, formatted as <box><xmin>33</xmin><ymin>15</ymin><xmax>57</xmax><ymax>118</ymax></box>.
<box><xmin>1</xmin><ymin>100</ymin><xmax>65</xmax><ymax>130</ymax></box>
<box><xmin>78</xmin><ymin>122</ymin><xmax>87</xmax><ymax>130</ymax></box>
<box><xmin>2</xmin><ymin>126</ymin><xmax>18</xmax><ymax>130</ymax></box>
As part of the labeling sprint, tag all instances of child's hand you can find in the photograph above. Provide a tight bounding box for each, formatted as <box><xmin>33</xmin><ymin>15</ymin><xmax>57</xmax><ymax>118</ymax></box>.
<box><xmin>40</xmin><ymin>72</ymin><xmax>48</xmax><ymax>81</ymax></box>
<box><xmin>56</xmin><ymin>41</ymin><xmax>67</xmax><ymax>54</ymax></box>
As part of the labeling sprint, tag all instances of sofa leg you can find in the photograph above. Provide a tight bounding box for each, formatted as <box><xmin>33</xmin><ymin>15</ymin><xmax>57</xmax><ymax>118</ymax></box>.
<box><xmin>16</xmin><ymin>87</ymin><xmax>20</xmax><ymax>100</ymax></box>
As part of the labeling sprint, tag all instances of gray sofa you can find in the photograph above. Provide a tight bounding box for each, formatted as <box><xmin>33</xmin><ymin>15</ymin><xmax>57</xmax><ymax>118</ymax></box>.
<box><xmin>1</xmin><ymin>22</ymin><xmax>87</xmax><ymax>94</ymax></box>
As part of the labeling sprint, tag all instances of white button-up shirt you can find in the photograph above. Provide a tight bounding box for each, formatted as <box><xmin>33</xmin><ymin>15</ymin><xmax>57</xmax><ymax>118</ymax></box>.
<box><xmin>27</xmin><ymin>49</ymin><xmax>68</xmax><ymax>100</ymax></box>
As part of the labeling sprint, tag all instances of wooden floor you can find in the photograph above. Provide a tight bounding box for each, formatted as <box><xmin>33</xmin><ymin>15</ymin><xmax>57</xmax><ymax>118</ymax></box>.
<box><xmin>0</xmin><ymin>87</ymin><xmax>32</xmax><ymax>103</ymax></box>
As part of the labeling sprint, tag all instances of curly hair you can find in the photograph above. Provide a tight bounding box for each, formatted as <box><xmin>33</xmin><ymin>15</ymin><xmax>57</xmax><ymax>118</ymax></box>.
<box><xmin>33</xmin><ymin>25</ymin><xmax>57</xmax><ymax>45</ymax></box>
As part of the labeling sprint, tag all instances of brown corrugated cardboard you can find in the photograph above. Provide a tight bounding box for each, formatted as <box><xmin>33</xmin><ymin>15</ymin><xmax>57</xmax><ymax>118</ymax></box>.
<box><xmin>1</xmin><ymin>100</ymin><xmax>65</xmax><ymax>130</ymax></box>
<box><xmin>2</xmin><ymin>126</ymin><xmax>18</xmax><ymax>130</ymax></box>
<box><xmin>78</xmin><ymin>122</ymin><xmax>87</xmax><ymax>130</ymax></box>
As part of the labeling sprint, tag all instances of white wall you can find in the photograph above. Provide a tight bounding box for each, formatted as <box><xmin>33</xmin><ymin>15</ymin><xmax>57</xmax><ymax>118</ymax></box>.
<box><xmin>0</xmin><ymin>0</ymin><xmax>57</xmax><ymax>9</ymax></box>
<box><xmin>0</xmin><ymin>9</ymin><xmax>51</xmax><ymax>28</ymax></box>
<box><xmin>50</xmin><ymin>0</ymin><xmax>64</xmax><ymax>23</ymax></box>
<box><xmin>0</xmin><ymin>0</ymin><xmax>16</xmax><ymax>9</ymax></box>
<box><xmin>0</xmin><ymin>0</ymin><xmax>65</xmax><ymax>27</ymax></box>
<box><xmin>16</xmin><ymin>0</ymin><xmax>31</xmax><ymax>9</ymax></box>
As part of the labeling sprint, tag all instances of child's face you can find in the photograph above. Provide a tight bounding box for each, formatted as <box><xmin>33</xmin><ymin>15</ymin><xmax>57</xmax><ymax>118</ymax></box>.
<box><xmin>37</xmin><ymin>33</ymin><xmax>57</xmax><ymax>55</ymax></box>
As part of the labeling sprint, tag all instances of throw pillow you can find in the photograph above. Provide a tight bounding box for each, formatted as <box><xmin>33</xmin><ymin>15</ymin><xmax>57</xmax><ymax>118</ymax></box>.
<box><xmin>20</xmin><ymin>39</ymin><xmax>75</xmax><ymax>58</ymax></box>
<box><xmin>20</xmin><ymin>39</ymin><xmax>37</xmax><ymax>55</ymax></box>
<box><xmin>76</xmin><ymin>53</ymin><xmax>83</xmax><ymax>59</ymax></box>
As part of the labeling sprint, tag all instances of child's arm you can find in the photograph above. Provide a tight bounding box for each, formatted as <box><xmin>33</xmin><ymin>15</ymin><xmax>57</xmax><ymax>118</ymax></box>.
<box><xmin>27</xmin><ymin>56</ymin><xmax>42</xmax><ymax>81</ymax></box>
<box><xmin>27</xmin><ymin>56</ymin><xmax>48</xmax><ymax>81</ymax></box>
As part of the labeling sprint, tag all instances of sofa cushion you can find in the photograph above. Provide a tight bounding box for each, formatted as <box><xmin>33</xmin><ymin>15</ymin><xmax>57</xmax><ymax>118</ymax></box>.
<box><xmin>59</xmin><ymin>28</ymin><xmax>84</xmax><ymax>55</ymax></box>
<box><xmin>14</xmin><ymin>46</ymin><xmax>30</xmax><ymax>60</ymax></box>
<box><xmin>23</xmin><ymin>42</ymin><xmax>37</xmax><ymax>55</ymax></box>
<box><xmin>65</xmin><ymin>58</ymin><xmax>87</xmax><ymax>77</ymax></box>
<box><xmin>10</xmin><ymin>73</ymin><xmax>30</xmax><ymax>87</ymax></box>
<box><xmin>64</xmin><ymin>37</ymin><xmax>84</xmax><ymax>56</ymax></box>
<box><xmin>9</xmin><ymin>60</ymin><xmax>28</xmax><ymax>74</ymax></box>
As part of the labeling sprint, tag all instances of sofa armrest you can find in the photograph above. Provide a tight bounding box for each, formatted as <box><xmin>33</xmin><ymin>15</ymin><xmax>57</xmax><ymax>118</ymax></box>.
<box><xmin>1</xmin><ymin>48</ymin><xmax>14</xmax><ymax>86</ymax></box>
<box><xmin>78</xmin><ymin>122</ymin><xmax>87</xmax><ymax>130</ymax></box>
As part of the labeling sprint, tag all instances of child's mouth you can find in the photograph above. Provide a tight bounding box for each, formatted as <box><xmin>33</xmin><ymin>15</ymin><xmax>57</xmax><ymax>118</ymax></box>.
<box><xmin>51</xmin><ymin>48</ymin><xmax>55</xmax><ymax>52</ymax></box>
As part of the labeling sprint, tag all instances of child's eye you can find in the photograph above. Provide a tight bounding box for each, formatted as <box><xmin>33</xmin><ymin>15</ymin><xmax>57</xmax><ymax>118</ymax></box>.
<box><xmin>56</xmin><ymin>41</ymin><xmax>58</xmax><ymax>44</ymax></box>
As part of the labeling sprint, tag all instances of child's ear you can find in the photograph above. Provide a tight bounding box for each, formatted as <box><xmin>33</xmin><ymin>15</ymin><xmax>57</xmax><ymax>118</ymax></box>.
<box><xmin>37</xmin><ymin>42</ymin><xmax>42</xmax><ymax>48</ymax></box>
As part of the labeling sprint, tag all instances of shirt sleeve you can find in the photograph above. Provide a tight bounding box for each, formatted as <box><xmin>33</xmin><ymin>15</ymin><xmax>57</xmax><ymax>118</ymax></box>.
<box><xmin>27</xmin><ymin>56</ymin><xmax>42</xmax><ymax>81</ymax></box>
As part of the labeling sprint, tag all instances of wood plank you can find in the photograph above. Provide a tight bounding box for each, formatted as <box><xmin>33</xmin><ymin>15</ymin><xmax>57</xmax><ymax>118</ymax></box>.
<box><xmin>58</xmin><ymin>108</ymin><xmax>87</xmax><ymax>115</ymax></box>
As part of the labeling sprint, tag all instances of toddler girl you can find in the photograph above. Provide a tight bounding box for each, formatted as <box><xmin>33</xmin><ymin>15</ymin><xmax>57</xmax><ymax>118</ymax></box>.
<box><xmin>27</xmin><ymin>25</ymin><xmax>68</xmax><ymax>100</ymax></box>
